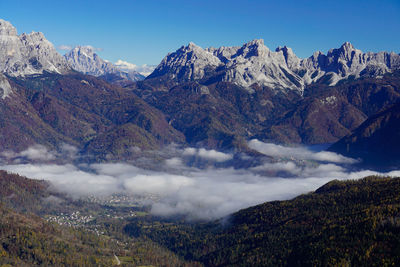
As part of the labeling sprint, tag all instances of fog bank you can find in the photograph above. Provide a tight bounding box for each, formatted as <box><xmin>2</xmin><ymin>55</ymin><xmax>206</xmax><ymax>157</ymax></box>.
<box><xmin>1</xmin><ymin>140</ymin><xmax>397</xmax><ymax>220</ymax></box>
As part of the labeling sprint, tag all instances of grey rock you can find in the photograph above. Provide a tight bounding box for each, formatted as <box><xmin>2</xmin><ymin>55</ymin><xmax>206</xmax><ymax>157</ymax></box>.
<box><xmin>149</xmin><ymin>39</ymin><xmax>400</xmax><ymax>94</ymax></box>
<box><xmin>64</xmin><ymin>46</ymin><xmax>144</xmax><ymax>81</ymax></box>
<box><xmin>0</xmin><ymin>19</ymin><xmax>70</xmax><ymax>76</ymax></box>
<box><xmin>0</xmin><ymin>73</ymin><xmax>12</xmax><ymax>99</ymax></box>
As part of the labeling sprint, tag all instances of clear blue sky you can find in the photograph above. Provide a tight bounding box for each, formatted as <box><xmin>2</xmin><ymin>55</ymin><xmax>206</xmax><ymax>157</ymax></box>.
<box><xmin>1</xmin><ymin>0</ymin><xmax>399</xmax><ymax>65</ymax></box>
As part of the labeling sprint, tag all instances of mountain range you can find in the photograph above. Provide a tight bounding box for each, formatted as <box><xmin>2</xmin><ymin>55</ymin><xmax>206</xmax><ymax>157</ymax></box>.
<box><xmin>0</xmin><ymin>19</ymin><xmax>69</xmax><ymax>76</ymax></box>
<box><xmin>148</xmin><ymin>39</ymin><xmax>400</xmax><ymax>93</ymax></box>
<box><xmin>1</xmin><ymin>17</ymin><xmax>400</xmax><ymax>266</ymax></box>
<box><xmin>0</xmin><ymin>19</ymin><xmax>146</xmax><ymax>84</ymax></box>
<box><xmin>1</xmin><ymin>18</ymin><xmax>400</xmax><ymax>167</ymax></box>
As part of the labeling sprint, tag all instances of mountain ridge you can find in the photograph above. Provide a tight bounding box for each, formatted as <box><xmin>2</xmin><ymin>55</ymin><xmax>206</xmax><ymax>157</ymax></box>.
<box><xmin>329</xmin><ymin>100</ymin><xmax>400</xmax><ymax>170</ymax></box>
<box><xmin>147</xmin><ymin>39</ymin><xmax>400</xmax><ymax>93</ymax></box>
<box><xmin>0</xmin><ymin>19</ymin><xmax>146</xmax><ymax>84</ymax></box>
<box><xmin>64</xmin><ymin>45</ymin><xmax>145</xmax><ymax>82</ymax></box>
<box><xmin>2</xmin><ymin>18</ymin><xmax>400</xmax><ymax>157</ymax></box>
<box><xmin>0</xmin><ymin>19</ymin><xmax>70</xmax><ymax>77</ymax></box>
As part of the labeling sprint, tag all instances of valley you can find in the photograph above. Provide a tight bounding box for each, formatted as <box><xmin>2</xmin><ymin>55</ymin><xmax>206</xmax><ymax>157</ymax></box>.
<box><xmin>0</xmin><ymin>8</ymin><xmax>399</xmax><ymax>266</ymax></box>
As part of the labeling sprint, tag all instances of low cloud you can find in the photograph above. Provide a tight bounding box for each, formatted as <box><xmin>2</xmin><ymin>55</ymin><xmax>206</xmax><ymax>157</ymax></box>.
<box><xmin>1</xmin><ymin>144</ymin><xmax>57</xmax><ymax>161</ymax></box>
<box><xmin>114</xmin><ymin>60</ymin><xmax>156</xmax><ymax>77</ymax></box>
<box><xmin>115</xmin><ymin>60</ymin><xmax>137</xmax><ymax>70</ymax></box>
<box><xmin>165</xmin><ymin>157</ymin><xmax>185</xmax><ymax>168</ymax></box>
<box><xmin>251</xmin><ymin>161</ymin><xmax>301</xmax><ymax>174</ymax></box>
<box><xmin>0</xmin><ymin>141</ymin><xmax>397</xmax><ymax>221</ymax></box>
<box><xmin>85</xmin><ymin>45</ymin><xmax>103</xmax><ymax>52</ymax></box>
<box><xmin>58</xmin><ymin>45</ymin><xmax>72</xmax><ymax>51</ymax></box>
<box><xmin>1</xmin><ymin>144</ymin><xmax>78</xmax><ymax>163</ymax></box>
<box><xmin>183</xmin><ymin>147</ymin><xmax>233</xmax><ymax>162</ymax></box>
<box><xmin>248</xmin><ymin>139</ymin><xmax>358</xmax><ymax>164</ymax></box>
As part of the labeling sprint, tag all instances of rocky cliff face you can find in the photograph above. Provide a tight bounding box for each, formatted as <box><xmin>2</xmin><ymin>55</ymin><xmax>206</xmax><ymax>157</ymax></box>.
<box><xmin>0</xmin><ymin>19</ymin><xmax>70</xmax><ymax>76</ymax></box>
<box><xmin>64</xmin><ymin>46</ymin><xmax>144</xmax><ymax>82</ymax></box>
<box><xmin>147</xmin><ymin>39</ymin><xmax>400</xmax><ymax>94</ymax></box>
<box><xmin>0</xmin><ymin>73</ymin><xmax>12</xmax><ymax>99</ymax></box>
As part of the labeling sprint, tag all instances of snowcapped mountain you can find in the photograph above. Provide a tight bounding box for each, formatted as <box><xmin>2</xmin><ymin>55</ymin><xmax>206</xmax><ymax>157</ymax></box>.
<box><xmin>148</xmin><ymin>39</ymin><xmax>400</xmax><ymax>93</ymax></box>
<box><xmin>0</xmin><ymin>19</ymin><xmax>69</xmax><ymax>76</ymax></box>
<box><xmin>64</xmin><ymin>46</ymin><xmax>144</xmax><ymax>81</ymax></box>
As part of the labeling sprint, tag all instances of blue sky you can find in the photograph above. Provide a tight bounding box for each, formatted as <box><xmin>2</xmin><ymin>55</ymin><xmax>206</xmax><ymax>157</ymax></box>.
<box><xmin>1</xmin><ymin>0</ymin><xmax>399</xmax><ymax>65</ymax></box>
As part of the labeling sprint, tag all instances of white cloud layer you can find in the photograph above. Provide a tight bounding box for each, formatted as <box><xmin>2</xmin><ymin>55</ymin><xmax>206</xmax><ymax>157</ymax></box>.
<box><xmin>84</xmin><ymin>45</ymin><xmax>103</xmax><ymax>52</ymax></box>
<box><xmin>1</xmin><ymin>144</ymin><xmax>57</xmax><ymax>161</ymax></box>
<box><xmin>248</xmin><ymin>139</ymin><xmax>358</xmax><ymax>164</ymax></box>
<box><xmin>183</xmin><ymin>147</ymin><xmax>233</xmax><ymax>162</ymax></box>
<box><xmin>58</xmin><ymin>45</ymin><xmax>72</xmax><ymax>51</ymax></box>
<box><xmin>114</xmin><ymin>60</ymin><xmax>156</xmax><ymax>76</ymax></box>
<box><xmin>0</xmin><ymin>141</ymin><xmax>397</xmax><ymax>221</ymax></box>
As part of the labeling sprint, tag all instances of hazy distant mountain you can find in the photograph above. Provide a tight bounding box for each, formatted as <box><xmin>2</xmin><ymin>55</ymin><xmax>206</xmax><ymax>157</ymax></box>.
<box><xmin>0</xmin><ymin>19</ymin><xmax>70</xmax><ymax>76</ymax></box>
<box><xmin>64</xmin><ymin>46</ymin><xmax>144</xmax><ymax>82</ymax></box>
<box><xmin>147</xmin><ymin>39</ymin><xmax>400</xmax><ymax>93</ymax></box>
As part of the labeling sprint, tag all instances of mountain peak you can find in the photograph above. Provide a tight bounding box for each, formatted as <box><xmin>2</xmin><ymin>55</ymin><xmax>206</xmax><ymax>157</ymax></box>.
<box><xmin>237</xmin><ymin>39</ymin><xmax>269</xmax><ymax>59</ymax></box>
<box><xmin>276</xmin><ymin>45</ymin><xmax>295</xmax><ymax>56</ymax></box>
<box><xmin>0</xmin><ymin>19</ymin><xmax>17</xmax><ymax>36</ymax></box>
<box><xmin>0</xmin><ymin>19</ymin><xmax>69</xmax><ymax>76</ymax></box>
<box><xmin>69</xmin><ymin>45</ymin><xmax>97</xmax><ymax>58</ymax></box>
<box><xmin>246</xmin><ymin>39</ymin><xmax>265</xmax><ymax>47</ymax></box>
<box><xmin>181</xmin><ymin>42</ymin><xmax>204</xmax><ymax>53</ymax></box>
<box><xmin>328</xmin><ymin>41</ymin><xmax>358</xmax><ymax>57</ymax></box>
<box><xmin>341</xmin><ymin>41</ymin><xmax>355</xmax><ymax>50</ymax></box>
<box><xmin>242</xmin><ymin>39</ymin><xmax>267</xmax><ymax>51</ymax></box>
<box><xmin>64</xmin><ymin>46</ymin><xmax>144</xmax><ymax>82</ymax></box>
<box><xmin>148</xmin><ymin>40</ymin><xmax>221</xmax><ymax>81</ymax></box>
<box><xmin>188</xmin><ymin>41</ymin><xmax>198</xmax><ymax>48</ymax></box>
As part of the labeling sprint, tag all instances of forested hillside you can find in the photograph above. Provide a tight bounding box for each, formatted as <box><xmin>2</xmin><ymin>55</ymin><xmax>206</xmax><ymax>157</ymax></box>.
<box><xmin>128</xmin><ymin>176</ymin><xmax>400</xmax><ymax>266</ymax></box>
<box><xmin>0</xmin><ymin>171</ymin><xmax>200</xmax><ymax>266</ymax></box>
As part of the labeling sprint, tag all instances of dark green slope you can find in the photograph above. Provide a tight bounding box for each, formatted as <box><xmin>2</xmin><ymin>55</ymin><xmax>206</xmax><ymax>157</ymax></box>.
<box><xmin>0</xmin><ymin>170</ymin><xmax>201</xmax><ymax>267</ymax></box>
<box><xmin>0</xmin><ymin>204</ymin><xmax>117</xmax><ymax>266</ymax></box>
<box><xmin>131</xmin><ymin>177</ymin><xmax>400</xmax><ymax>266</ymax></box>
<box><xmin>0</xmin><ymin>170</ymin><xmax>116</xmax><ymax>266</ymax></box>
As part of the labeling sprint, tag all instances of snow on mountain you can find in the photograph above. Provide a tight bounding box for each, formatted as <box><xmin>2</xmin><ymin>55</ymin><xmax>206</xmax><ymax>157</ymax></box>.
<box><xmin>64</xmin><ymin>46</ymin><xmax>144</xmax><ymax>81</ymax></box>
<box><xmin>0</xmin><ymin>19</ymin><xmax>69</xmax><ymax>76</ymax></box>
<box><xmin>114</xmin><ymin>60</ymin><xmax>156</xmax><ymax>77</ymax></box>
<box><xmin>149</xmin><ymin>39</ymin><xmax>400</xmax><ymax>93</ymax></box>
